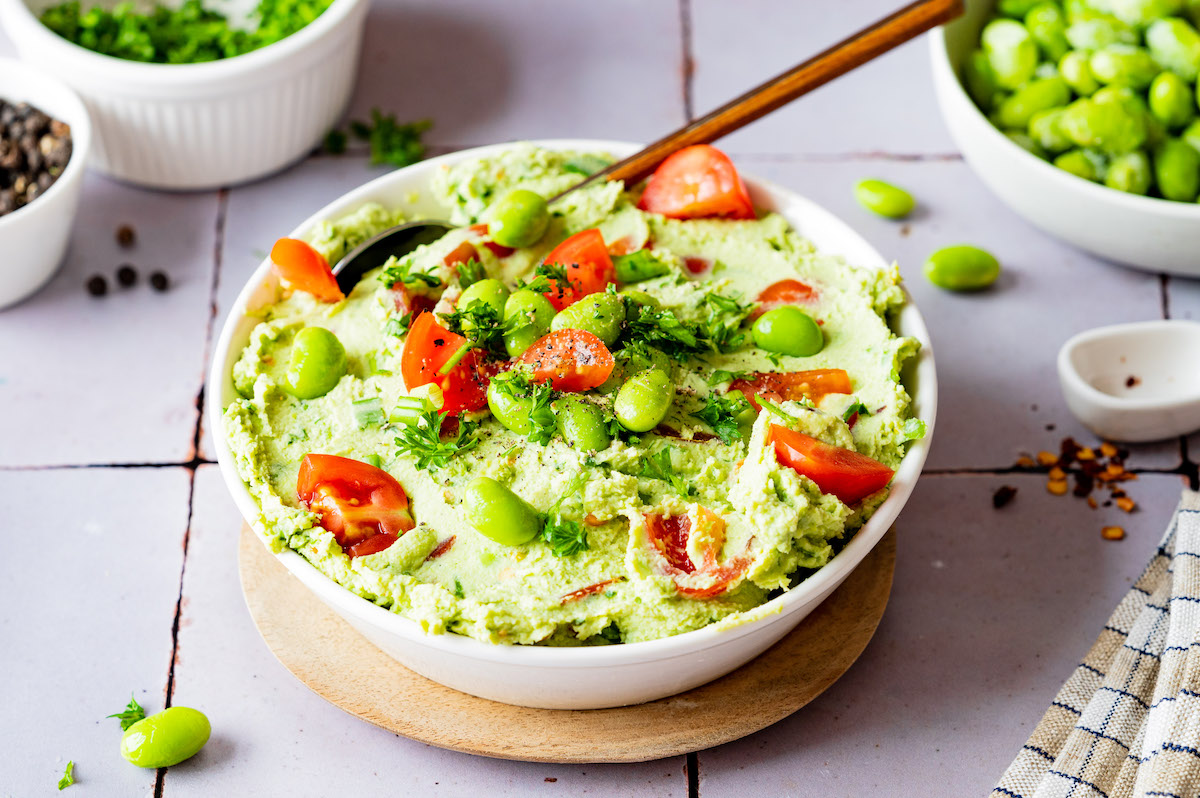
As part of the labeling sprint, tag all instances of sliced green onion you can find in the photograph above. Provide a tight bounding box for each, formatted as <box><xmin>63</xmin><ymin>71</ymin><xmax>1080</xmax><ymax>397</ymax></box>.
<box><xmin>352</xmin><ymin>397</ymin><xmax>385</xmax><ymax>429</ymax></box>
<box><xmin>438</xmin><ymin>342</ymin><xmax>472</xmax><ymax>375</ymax></box>
<box><xmin>389</xmin><ymin>395</ymin><xmax>431</xmax><ymax>427</ymax></box>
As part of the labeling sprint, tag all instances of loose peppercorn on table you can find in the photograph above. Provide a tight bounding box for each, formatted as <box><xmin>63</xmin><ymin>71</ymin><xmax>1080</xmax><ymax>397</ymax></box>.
<box><xmin>2</xmin><ymin>0</ymin><xmax>1199</xmax><ymax>795</ymax></box>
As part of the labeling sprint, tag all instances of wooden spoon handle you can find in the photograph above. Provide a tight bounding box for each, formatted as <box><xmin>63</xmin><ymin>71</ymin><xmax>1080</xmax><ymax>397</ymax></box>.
<box><xmin>571</xmin><ymin>0</ymin><xmax>963</xmax><ymax>194</ymax></box>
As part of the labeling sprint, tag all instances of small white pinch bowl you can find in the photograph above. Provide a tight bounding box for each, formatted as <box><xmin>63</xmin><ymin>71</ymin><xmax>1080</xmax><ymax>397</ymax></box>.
<box><xmin>930</xmin><ymin>0</ymin><xmax>1200</xmax><ymax>276</ymax></box>
<box><xmin>1058</xmin><ymin>320</ymin><xmax>1200</xmax><ymax>443</ymax></box>
<box><xmin>209</xmin><ymin>139</ymin><xmax>938</xmax><ymax>710</ymax></box>
<box><xmin>0</xmin><ymin>58</ymin><xmax>91</xmax><ymax>309</ymax></box>
<box><xmin>0</xmin><ymin>0</ymin><xmax>367</xmax><ymax>189</ymax></box>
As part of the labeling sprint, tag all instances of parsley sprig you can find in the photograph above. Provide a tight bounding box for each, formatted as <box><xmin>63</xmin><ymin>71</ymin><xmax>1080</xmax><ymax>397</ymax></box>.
<box><xmin>539</xmin><ymin>473</ymin><xmax>590</xmax><ymax>557</ymax></box>
<box><xmin>439</xmin><ymin>301</ymin><xmax>509</xmax><ymax>357</ymax></box>
<box><xmin>517</xmin><ymin>263</ymin><xmax>571</xmax><ymax>295</ymax></box>
<box><xmin>620</xmin><ymin>291</ymin><xmax>751</xmax><ymax>362</ymax></box>
<box><xmin>842</xmin><ymin>401</ymin><xmax>871</xmax><ymax>422</ymax></box>
<box><xmin>490</xmin><ymin>370</ymin><xmax>557</xmax><ymax>445</ymax></box>
<box><xmin>691</xmin><ymin>392</ymin><xmax>755</xmax><ymax>445</ymax></box>
<box><xmin>106</xmin><ymin>694</ymin><xmax>146</xmax><ymax>731</ymax></box>
<box><xmin>379</xmin><ymin>256</ymin><xmax>441</xmax><ymax>289</ymax></box>
<box><xmin>57</xmin><ymin>761</ymin><xmax>75</xmax><ymax>791</ymax></box>
<box><xmin>638</xmin><ymin>447</ymin><xmax>696</xmax><ymax>497</ymax></box>
<box><xmin>350</xmin><ymin>110</ymin><xmax>431</xmax><ymax>168</ymax></box>
<box><xmin>455</xmin><ymin>258</ymin><xmax>487</xmax><ymax>289</ymax></box>
<box><xmin>394</xmin><ymin>411</ymin><xmax>480</xmax><ymax>471</ymax></box>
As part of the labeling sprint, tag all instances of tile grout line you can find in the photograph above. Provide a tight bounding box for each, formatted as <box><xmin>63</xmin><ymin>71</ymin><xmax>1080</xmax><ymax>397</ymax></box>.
<box><xmin>687</xmin><ymin>750</ymin><xmax>700</xmax><ymax>798</ymax></box>
<box><xmin>0</xmin><ymin>460</ymin><xmax>216</xmax><ymax>471</ymax></box>
<box><xmin>154</xmin><ymin>187</ymin><xmax>228</xmax><ymax>798</ymax></box>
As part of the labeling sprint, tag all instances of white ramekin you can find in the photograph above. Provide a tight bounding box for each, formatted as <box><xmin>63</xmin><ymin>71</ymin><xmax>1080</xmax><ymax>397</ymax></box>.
<box><xmin>930</xmin><ymin>0</ymin><xmax>1200</xmax><ymax>277</ymax></box>
<box><xmin>0</xmin><ymin>58</ymin><xmax>91</xmax><ymax>308</ymax></box>
<box><xmin>208</xmin><ymin>140</ymin><xmax>938</xmax><ymax>710</ymax></box>
<box><xmin>0</xmin><ymin>0</ymin><xmax>368</xmax><ymax>190</ymax></box>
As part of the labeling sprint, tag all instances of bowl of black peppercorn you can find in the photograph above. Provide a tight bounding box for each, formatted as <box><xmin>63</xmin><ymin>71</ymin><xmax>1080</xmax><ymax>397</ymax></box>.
<box><xmin>0</xmin><ymin>57</ymin><xmax>91</xmax><ymax>308</ymax></box>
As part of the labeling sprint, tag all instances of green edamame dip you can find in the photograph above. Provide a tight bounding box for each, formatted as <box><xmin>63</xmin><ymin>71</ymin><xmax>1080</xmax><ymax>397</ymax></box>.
<box><xmin>967</xmin><ymin>0</ymin><xmax>1200</xmax><ymax>202</ymax></box>
<box><xmin>224</xmin><ymin>144</ymin><xmax>922</xmax><ymax>646</ymax></box>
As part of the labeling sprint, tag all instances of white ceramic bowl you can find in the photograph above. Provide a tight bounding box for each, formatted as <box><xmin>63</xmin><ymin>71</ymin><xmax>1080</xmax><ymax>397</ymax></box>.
<box><xmin>0</xmin><ymin>58</ymin><xmax>91</xmax><ymax>308</ymax></box>
<box><xmin>209</xmin><ymin>140</ymin><xmax>938</xmax><ymax>710</ymax></box>
<box><xmin>1058</xmin><ymin>320</ymin><xmax>1200</xmax><ymax>442</ymax></box>
<box><xmin>0</xmin><ymin>0</ymin><xmax>367</xmax><ymax>189</ymax></box>
<box><xmin>930</xmin><ymin>1</ymin><xmax>1200</xmax><ymax>277</ymax></box>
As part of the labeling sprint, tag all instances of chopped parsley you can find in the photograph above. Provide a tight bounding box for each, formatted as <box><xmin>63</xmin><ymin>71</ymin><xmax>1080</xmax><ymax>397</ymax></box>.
<box><xmin>598</xmin><ymin>622</ymin><xmax>622</xmax><ymax>643</ymax></box>
<box><xmin>842</xmin><ymin>401</ymin><xmax>871</xmax><ymax>422</ymax></box>
<box><xmin>393</xmin><ymin>411</ymin><xmax>480</xmax><ymax>471</ymax></box>
<box><xmin>707</xmin><ymin>368</ymin><xmax>751</xmax><ymax>387</ymax></box>
<box><xmin>57</xmin><ymin>761</ymin><xmax>74</xmax><ymax>791</ymax></box>
<box><xmin>39</xmin><ymin>0</ymin><xmax>334</xmax><ymax>63</ymax></box>
<box><xmin>323</xmin><ymin>129</ymin><xmax>347</xmax><ymax>155</ymax></box>
<box><xmin>517</xmin><ymin>263</ymin><xmax>571</xmax><ymax>295</ymax></box>
<box><xmin>490</xmin><ymin>370</ymin><xmax>557</xmax><ymax>445</ymax></box>
<box><xmin>638</xmin><ymin>447</ymin><xmax>695</xmax><ymax>497</ymax></box>
<box><xmin>455</xmin><ymin>258</ymin><xmax>487</xmax><ymax>289</ymax></box>
<box><xmin>106</xmin><ymin>694</ymin><xmax>145</xmax><ymax>731</ymax></box>
<box><xmin>539</xmin><ymin>472</ymin><xmax>590</xmax><ymax>557</ymax></box>
<box><xmin>902</xmin><ymin>418</ymin><xmax>927</xmax><ymax>441</ymax></box>
<box><xmin>351</xmin><ymin>397</ymin><xmax>385</xmax><ymax>429</ymax></box>
<box><xmin>622</xmin><ymin>291</ymin><xmax>751</xmax><ymax>362</ymax></box>
<box><xmin>379</xmin><ymin>256</ymin><xmax>441</xmax><ymax>290</ymax></box>
<box><xmin>384</xmin><ymin>313</ymin><xmax>412</xmax><ymax>337</ymax></box>
<box><xmin>349</xmin><ymin>110</ymin><xmax>431</xmax><ymax>168</ymax></box>
<box><xmin>691</xmin><ymin>392</ymin><xmax>755</xmax><ymax>445</ymax></box>
<box><xmin>439</xmin><ymin>301</ymin><xmax>508</xmax><ymax>356</ymax></box>
<box><xmin>698</xmin><ymin>292</ymin><xmax>753</xmax><ymax>351</ymax></box>
<box><xmin>453</xmin><ymin>579</ymin><xmax>465</xmax><ymax>599</ymax></box>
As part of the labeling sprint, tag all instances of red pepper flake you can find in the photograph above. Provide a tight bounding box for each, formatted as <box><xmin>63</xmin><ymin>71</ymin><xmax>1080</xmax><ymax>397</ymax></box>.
<box><xmin>560</xmin><ymin>577</ymin><xmax>621</xmax><ymax>605</ymax></box>
<box><xmin>992</xmin><ymin>485</ymin><xmax>1017</xmax><ymax>509</ymax></box>
<box><xmin>425</xmin><ymin>535</ymin><xmax>456</xmax><ymax>561</ymax></box>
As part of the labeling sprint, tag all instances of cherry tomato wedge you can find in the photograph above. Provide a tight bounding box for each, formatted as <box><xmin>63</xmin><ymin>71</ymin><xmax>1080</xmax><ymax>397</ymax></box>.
<box><xmin>752</xmin><ymin>279</ymin><xmax>817</xmax><ymax>318</ymax></box>
<box><xmin>644</xmin><ymin>507</ymin><xmax>750</xmax><ymax>599</ymax></box>
<box><xmin>540</xmin><ymin>229</ymin><xmax>615</xmax><ymax>310</ymax></box>
<box><xmin>729</xmin><ymin>369</ymin><xmax>852</xmax><ymax>409</ymax></box>
<box><xmin>297</xmin><ymin>454</ymin><xmax>415</xmax><ymax>557</ymax></box>
<box><xmin>400</xmin><ymin>311</ymin><xmax>490</xmax><ymax>415</ymax></box>
<box><xmin>390</xmin><ymin>285</ymin><xmax>436</xmax><ymax>317</ymax></box>
<box><xmin>443</xmin><ymin>241</ymin><xmax>480</xmax><ymax>271</ymax></box>
<box><xmin>637</xmin><ymin>144</ymin><xmax>755</xmax><ymax>221</ymax></box>
<box><xmin>469</xmin><ymin>223</ymin><xmax>515</xmax><ymax>258</ymax></box>
<box><xmin>270</xmin><ymin>238</ymin><xmax>344</xmax><ymax>303</ymax></box>
<box><xmin>766</xmin><ymin>424</ymin><xmax>895</xmax><ymax>505</ymax></box>
<box><xmin>519</xmin><ymin>329</ymin><xmax>615</xmax><ymax>392</ymax></box>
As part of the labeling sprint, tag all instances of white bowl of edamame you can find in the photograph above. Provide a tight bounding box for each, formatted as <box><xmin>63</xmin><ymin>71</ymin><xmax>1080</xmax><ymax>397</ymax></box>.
<box><xmin>208</xmin><ymin>140</ymin><xmax>937</xmax><ymax>710</ymax></box>
<box><xmin>931</xmin><ymin>0</ymin><xmax>1200</xmax><ymax>276</ymax></box>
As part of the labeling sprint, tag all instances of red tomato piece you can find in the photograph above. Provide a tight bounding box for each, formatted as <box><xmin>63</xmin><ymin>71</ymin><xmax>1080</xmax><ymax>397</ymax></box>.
<box><xmin>643</xmin><ymin>507</ymin><xmax>750</xmax><ymax>599</ymax></box>
<box><xmin>683</xmin><ymin>256</ymin><xmax>712</xmax><ymax>276</ymax></box>
<box><xmin>560</xmin><ymin>577</ymin><xmax>622</xmax><ymax>605</ymax></box>
<box><xmin>766</xmin><ymin>424</ymin><xmax>895</xmax><ymax>505</ymax></box>
<box><xmin>297</xmin><ymin>454</ymin><xmax>415</xmax><ymax>557</ymax></box>
<box><xmin>468</xmin><ymin>223</ymin><xmax>515</xmax><ymax>258</ymax></box>
<box><xmin>400</xmin><ymin>311</ymin><xmax>490</xmax><ymax>415</ymax></box>
<box><xmin>729</xmin><ymin>369</ymin><xmax>853</xmax><ymax>409</ymax></box>
<box><xmin>443</xmin><ymin>241</ymin><xmax>479</xmax><ymax>271</ymax></box>
<box><xmin>540</xmin><ymin>229</ymin><xmax>615</xmax><ymax>310</ymax></box>
<box><xmin>390</xmin><ymin>285</ymin><xmax>436</xmax><ymax>317</ymax></box>
<box><xmin>269</xmin><ymin>238</ymin><xmax>344</xmax><ymax>303</ymax></box>
<box><xmin>752</xmin><ymin>279</ymin><xmax>818</xmax><ymax>318</ymax></box>
<box><xmin>637</xmin><ymin>144</ymin><xmax>755</xmax><ymax>221</ymax></box>
<box><xmin>518</xmin><ymin>329</ymin><xmax>615</xmax><ymax>392</ymax></box>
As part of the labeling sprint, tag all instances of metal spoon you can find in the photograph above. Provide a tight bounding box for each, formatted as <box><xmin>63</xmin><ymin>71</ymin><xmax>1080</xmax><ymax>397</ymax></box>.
<box><xmin>330</xmin><ymin>0</ymin><xmax>962</xmax><ymax>292</ymax></box>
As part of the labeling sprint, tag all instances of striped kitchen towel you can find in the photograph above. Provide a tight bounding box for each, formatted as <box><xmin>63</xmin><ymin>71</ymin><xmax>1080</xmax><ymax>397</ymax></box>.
<box><xmin>992</xmin><ymin>488</ymin><xmax>1200</xmax><ymax>798</ymax></box>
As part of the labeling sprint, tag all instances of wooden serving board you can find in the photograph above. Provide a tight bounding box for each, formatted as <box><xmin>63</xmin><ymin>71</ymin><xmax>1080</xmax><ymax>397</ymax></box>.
<box><xmin>239</xmin><ymin>525</ymin><xmax>895</xmax><ymax>763</ymax></box>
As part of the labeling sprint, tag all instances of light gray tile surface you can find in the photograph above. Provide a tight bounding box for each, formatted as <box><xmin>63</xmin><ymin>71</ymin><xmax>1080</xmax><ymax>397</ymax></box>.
<box><xmin>2</xmin><ymin>0</ymin><xmax>1198</xmax><ymax>795</ymax></box>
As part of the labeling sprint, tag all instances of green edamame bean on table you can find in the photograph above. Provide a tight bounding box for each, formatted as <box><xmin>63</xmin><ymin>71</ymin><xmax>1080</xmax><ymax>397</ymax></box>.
<box><xmin>751</xmin><ymin>306</ymin><xmax>824</xmax><ymax>358</ymax></box>
<box><xmin>924</xmin><ymin>245</ymin><xmax>1001</xmax><ymax>292</ymax></box>
<box><xmin>121</xmin><ymin>707</ymin><xmax>211</xmax><ymax>769</ymax></box>
<box><xmin>853</xmin><ymin>178</ymin><xmax>915</xmax><ymax>219</ymax></box>
<box><xmin>502</xmin><ymin>289</ymin><xmax>556</xmax><ymax>358</ymax></box>
<box><xmin>487</xmin><ymin>189</ymin><xmax>549</xmax><ymax>249</ymax></box>
<box><xmin>614</xmin><ymin>369</ymin><xmax>674</xmax><ymax>433</ymax></box>
<box><xmin>283</xmin><ymin>326</ymin><xmax>347</xmax><ymax>400</ymax></box>
<box><xmin>463</xmin><ymin>476</ymin><xmax>542</xmax><ymax>546</ymax></box>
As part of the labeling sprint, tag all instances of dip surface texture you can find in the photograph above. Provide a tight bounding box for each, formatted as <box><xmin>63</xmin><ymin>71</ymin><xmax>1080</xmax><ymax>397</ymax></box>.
<box><xmin>224</xmin><ymin>145</ymin><xmax>921</xmax><ymax>645</ymax></box>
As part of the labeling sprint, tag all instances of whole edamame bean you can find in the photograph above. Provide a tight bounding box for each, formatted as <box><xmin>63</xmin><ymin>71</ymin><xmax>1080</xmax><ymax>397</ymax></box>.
<box><xmin>121</xmin><ymin>707</ymin><xmax>211</xmax><ymax>769</ymax></box>
<box><xmin>1026</xmin><ymin>3</ymin><xmax>1070</xmax><ymax>61</ymax></box>
<box><xmin>1155</xmin><ymin>138</ymin><xmax>1200</xmax><ymax>200</ymax></box>
<box><xmin>549</xmin><ymin>291</ymin><xmax>625</xmax><ymax>346</ymax></box>
<box><xmin>503</xmin><ymin>289</ymin><xmax>556</xmax><ymax>358</ymax></box>
<box><xmin>1029</xmin><ymin>108</ymin><xmax>1073</xmax><ymax>152</ymax></box>
<box><xmin>1105</xmin><ymin>150</ymin><xmax>1153</xmax><ymax>193</ymax></box>
<box><xmin>1110</xmin><ymin>0</ymin><xmax>1184</xmax><ymax>26</ymax></box>
<box><xmin>1149</xmin><ymin>71</ymin><xmax>1196</xmax><ymax>128</ymax></box>
<box><xmin>614</xmin><ymin>369</ymin><xmax>674</xmax><ymax>433</ymax></box>
<box><xmin>1059</xmin><ymin>50</ymin><xmax>1101</xmax><ymax>95</ymax></box>
<box><xmin>751</xmin><ymin>306</ymin><xmax>824</xmax><ymax>357</ymax></box>
<box><xmin>618</xmin><ymin>289</ymin><xmax>660</xmax><ymax>317</ymax></box>
<box><xmin>1146</xmin><ymin>17</ymin><xmax>1200</xmax><ymax>81</ymax></box>
<box><xmin>457</xmin><ymin>278</ymin><xmax>509</xmax><ymax>318</ymax></box>
<box><xmin>853</xmin><ymin>179</ymin><xmax>915</xmax><ymax>219</ymax></box>
<box><xmin>998</xmin><ymin>0</ymin><xmax>1042</xmax><ymax>18</ymax></box>
<box><xmin>1054</xmin><ymin>148</ymin><xmax>1108</xmax><ymax>181</ymax></box>
<box><xmin>983</xmin><ymin>19</ymin><xmax>1040</xmax><ymax>89</ymax></box>
<box><xmin>923</xmin><ymin>245</ymin><xmax>1001</xmax><ymax>292</ymax></box>
<box><xmin>1007</xmin><ymin>130</ymin><xmax>1049</xmax><ymax>158</ymax></box>
<box><xmin>997</xmin><ymin>76</ymin><xmax>1071</xmax><ymax>128</ymax></box>
<box><xmin>1088</xmin><ymin>44</ymin><xmax>1160</xmax><ymax>89</ymax></box>
<box><xmin>284</xmin><ymin>326</ymin><xmax>347</xmax><ymax>400</ymax></box>
<box><xmin>1181</xmin><ymin>119</ymin><xmax>1200</xmax><ymax>151</ymax></box>
<box><xmin>487</xmin><ymin>374</ymin><xmax>536</xmax><ymax>435</ymax></box>
<box><xmin>464</xmin><ymin>477</ymin><xmax>542</xmax><ymax>546</ymax></box>
<box><xmin>1065</xmin><ymin>17</ymin><xmax>1136</xmax><ymax>52</ymax></box>
<box><xmin>596</xmin><ymin>344</ymin><xmax>671</xmax><ymax>395</ymax></box>
<box><xmin>552</xmin><ymin>396</ymin><xmax>612</xmax><ymax>452</ymax></box>
<box><xmin>613</xmin><ymin>250</ymin><xmax>671</xmax><ymax>283</ymax></box>
<box><xmin>487</xmin><ymin>189</ymin><xmax>549</xmax><ymax>249</ymax></box>
<box><xmin>1059</xmin><ymin>94</ymin><xmax>1147</xmax><ymax>153</ymax></box>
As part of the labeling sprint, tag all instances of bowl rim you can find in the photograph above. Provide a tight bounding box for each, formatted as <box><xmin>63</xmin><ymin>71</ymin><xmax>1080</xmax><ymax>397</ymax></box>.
<box><xmin>0</xmin><ymin>0</ymin><xmax>364</xmax><ymax>84</ymax></box>
<box><xmin>0</xmin><ymin>57</ymin><xmax>91</xmax><ymax>233</ymax></box>
<box><xmin>207</xmin><ymin>138</ymin><xmax>938</xmax><ymax>666</ymax></box>
<box><xmin>928</xmin><ymin>16</ymin><xmax>1200</xmax><ymax>218</ymax></box>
